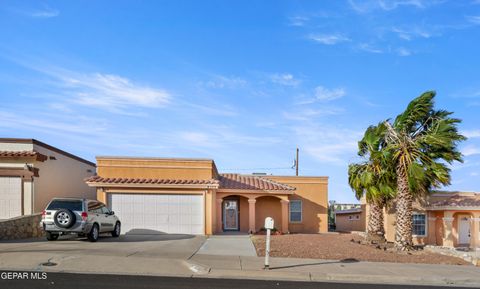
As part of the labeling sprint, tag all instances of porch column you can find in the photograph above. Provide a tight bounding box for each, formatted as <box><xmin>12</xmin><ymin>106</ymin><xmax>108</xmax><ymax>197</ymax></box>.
<box><xmin>471</xmin><ymin>213</ymin><xmax>480</xmax><ymax>249</ymax></box>
<box><xmin>427</xmin><ymin>214</ymin><xmax>437</xmax><ymax>245</ymax></box>
<box><xmin>280</xmin><ymin>199</ymin><xmax>289</xmax><ymax>234</ymax></box>
<box><xmin>248</xmin><ymin>198</ymin><xmax>256</xmax><ymax>234</ymax></box>
<box><xmin>216</xmin><ymin>199</ymin><xmax>223</xmax><ymax>233</ymax></box>
<box><xmin>442</xmin><ymin>211</ymin><xmax>454</xmax><ymax>247</ymax></box>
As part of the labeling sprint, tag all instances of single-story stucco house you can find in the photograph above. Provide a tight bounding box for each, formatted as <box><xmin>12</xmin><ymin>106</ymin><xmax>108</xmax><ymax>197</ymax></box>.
<box><xmin>334</xmin><ymin>207</ymin><xmax>366</xmax><ymax>232</ymax></box>
<box><xmin>335</xmin><ymin>192</ymin><xmax>480</xmax><ymax>249</ymax></box>
<box><xmin>85</xmin><ymin>156</ymin><xmax>328</xmax><ymax>235</ymax></box>
<box><xmin>0</xmin><ymin>138</ymin><xmax>96</xmax><ymax>219</ymax></box>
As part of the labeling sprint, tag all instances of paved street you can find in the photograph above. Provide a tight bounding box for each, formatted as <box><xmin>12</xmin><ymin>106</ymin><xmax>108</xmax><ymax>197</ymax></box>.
<box><xmin>1</xmin><ymin>234</ymin><xmax>480</xmax><ymax>287</ymax></box>
<box><xmin>0</xmin><ymin>272</ymin><xmax>473</xmax><ymax>289</ymax></box>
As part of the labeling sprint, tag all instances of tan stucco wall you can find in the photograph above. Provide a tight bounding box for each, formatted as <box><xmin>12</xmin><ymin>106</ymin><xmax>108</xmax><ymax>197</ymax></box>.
<box><xmin>266</xmin><ymin>176</ymin><xmax>328</xmax><ymax>233</ymax></box>
<box><xmin>32</xmin><ymin>144</ymin><xmax>96</xmax><ymax>213</ymax></box>
<box><xmin>0</xmin><ymin>141</ymin><xmax>96</xmax><ymax>216</ymax></box>
<box><xmin>255</xmin><ymin>196</ymin><xmax>282</xmax><ymax>232</ymax></box>
<box><xmin>96</xmin><ymin>157</ymin><xmax>217</xmax><ymax>180</ymax></box>
<box><xmin>335</xmin><ymin>211</ymin><xmax>365</xmax><ymax>232</ymax></box>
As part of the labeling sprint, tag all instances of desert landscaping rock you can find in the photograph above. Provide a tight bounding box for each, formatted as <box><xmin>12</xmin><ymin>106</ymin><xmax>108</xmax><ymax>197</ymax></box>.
<box><xmin>252</xmin><ymin>233</ymin><xmax>470</xmax><ymax>265</ymax></box>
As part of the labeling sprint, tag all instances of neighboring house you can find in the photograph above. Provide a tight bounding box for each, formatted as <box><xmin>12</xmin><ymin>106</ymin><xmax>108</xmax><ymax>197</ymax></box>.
<box><xmin>334</xmin><ymin>207</ymin><xmax>366</xmax><ymax>232</ymax></box>
<box><xmin>85</xmin><ymin>156</ymin><xmax>328</xmax><ymax>235</ymax></box>
<box><xmin>328</xmin><ymin>202</ymin><xmax>362</xmax><ymax>228</ymax></box>
<box><xmin>0</xmin><ymin>138</ymin><xmax>96</xmax><ymax>219</ymax></box>
<box><xmin>351</xmin><ymin>192</ymin><xmax>480</xmax><ymax>249</ymax></box>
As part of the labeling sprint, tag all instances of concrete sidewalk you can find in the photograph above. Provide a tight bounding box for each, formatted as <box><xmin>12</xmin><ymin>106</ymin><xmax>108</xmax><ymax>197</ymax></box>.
<box><xmin>196</xmin><ymin>235</ymin><xmax>257</xmax><ymax>256</ymax></box>
<box><xmin>1</xmin><ymin>249</ymin><xmax>480</xmax><ymax>287</ymax></box>
<box><xmin>189</xmin><ymin>254</ymin><xmax>480</xmax><ymax>287</ymax></box>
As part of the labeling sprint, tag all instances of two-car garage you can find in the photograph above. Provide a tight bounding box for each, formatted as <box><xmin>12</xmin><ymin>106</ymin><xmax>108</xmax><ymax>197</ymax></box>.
<box><xmin>108</xmin><ymin>193</ymin><xmax>205</xmax><ymax>235</ymax></box>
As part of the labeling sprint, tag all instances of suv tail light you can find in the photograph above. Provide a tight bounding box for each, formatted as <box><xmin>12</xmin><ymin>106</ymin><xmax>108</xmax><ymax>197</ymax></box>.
<box><xmin>81</xmin><ymin>212</ymin><xmax>88</xmax><ymax>221</ymax></box>
<box><xmin>41</xmin><ymin>210</ymin><xmax>46</xmax><ymax>220</ymax></box>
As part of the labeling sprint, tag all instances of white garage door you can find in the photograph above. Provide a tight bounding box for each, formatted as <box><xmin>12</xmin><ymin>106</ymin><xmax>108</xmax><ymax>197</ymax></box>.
<box><xmin>0</xmin><ymin>177</ymin><xmax>22</xmax><ymax>219</ymax></box>
<box><xmin>108</xmin><ymin>194</ymin><xmax>204</xmax><ymax>235</ymax></box>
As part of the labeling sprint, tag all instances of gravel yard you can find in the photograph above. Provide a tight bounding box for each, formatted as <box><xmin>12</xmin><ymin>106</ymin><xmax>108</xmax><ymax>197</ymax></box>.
<box><xmin>252</xmin><ymin>233</ymin><xmax>470</xmax><ymax>265</ymax></box>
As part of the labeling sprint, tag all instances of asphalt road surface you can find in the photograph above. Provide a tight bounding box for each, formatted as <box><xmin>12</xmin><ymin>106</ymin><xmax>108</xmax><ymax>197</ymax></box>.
<box><xmin>0</xmin><ymin>271</ymin><xmax>472</xmax><ymax>289</ymax></box>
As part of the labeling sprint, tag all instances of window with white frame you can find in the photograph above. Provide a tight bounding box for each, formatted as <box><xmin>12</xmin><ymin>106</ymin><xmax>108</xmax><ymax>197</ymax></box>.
<box><xmin>289</xmin><ymin>200</ymin><xmax>302</xmax><ymax>222</ymax></box>
<box><xmin>412</xmin><ymin>213</ymin><xmax>426</xmax><ymax>236</ymax></box>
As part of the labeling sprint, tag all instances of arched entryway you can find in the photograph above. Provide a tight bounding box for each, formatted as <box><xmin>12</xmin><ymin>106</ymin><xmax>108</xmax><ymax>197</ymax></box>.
<box><xmin>255</xmin><ymin>196</ymin><xmax>283</xmax><ymax>233</ymax></box>
<box><xmin>219</xmin><ymin>195</ymin><xmax>250</xmax><ymax>233</ymax></box>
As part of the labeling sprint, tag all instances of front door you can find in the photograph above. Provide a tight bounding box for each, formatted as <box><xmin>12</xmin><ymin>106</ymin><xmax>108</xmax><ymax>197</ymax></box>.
<box><xmin>223</xmin><ymin>199</ymin><xmax>239</xmax><ymax>231</ymax></box>
<box><xmin>458</xmin><ymin>216</ymin><xmax>471</xmax><ymax>245</ymax></box>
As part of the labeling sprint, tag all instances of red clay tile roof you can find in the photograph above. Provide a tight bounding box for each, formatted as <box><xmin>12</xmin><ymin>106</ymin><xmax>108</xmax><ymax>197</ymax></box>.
<box><xmin>218</xmin><ymin>174</ymin><xmax>295</xmax><ymax>191</ymax></box>
<box><xmin>0</xmin><ymin>150</ymin><xmax>47</xmax><ymax>161</ymax></box>
<box><xmin>85</xmin><ymin>175</ymin><xmax>220</xmax><ymax>186</ymax></box>
<box><xmin>428</xmin><ymin>193</ymin><xmax>480</xmax><ymax>208</ymax></box>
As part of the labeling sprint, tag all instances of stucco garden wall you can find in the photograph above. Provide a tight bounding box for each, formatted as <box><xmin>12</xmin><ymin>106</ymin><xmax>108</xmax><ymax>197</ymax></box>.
<box><xmin>0</xmin><ymin>213</ymin><xmax>44</xmax><ymax>240</ymax></box>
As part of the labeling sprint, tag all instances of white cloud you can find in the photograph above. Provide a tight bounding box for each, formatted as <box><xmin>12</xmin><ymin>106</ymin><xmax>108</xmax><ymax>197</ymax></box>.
<box><xmin>178</xmin><ymin>132</ymin><xmax>212</xmax><ymax>147</ymax></box>
<box><xmin>378</xmin><ymin>0</ymin><xmax>427</xmax><ymax>10</ymax></box>
<box><xmin>463</xmin><ymin>130</ymin><xmax>480</xmax><ymax>138</ymax></box>
<box><xmin>30</xmin><ymin>8</ymin><xmax>59</xmax><ymax>18</ymax></box>
<box><xmin>283</xmin><ymin>107</ymin><xmax>344</xmax><ymax>121</ymax></box>
<box><xmin>463</xmin><ymin>145</ymin><xmax>480</xmax><ymax>156</ymax></box>
<box><xmin>292</xmin><ymin>125</ymin><xmax>362</xmax><ymax>165</ymax></box>
<box><xmin>288</xmin><ymin>16</ymin><xmax>309</xmax><ymax>27</ymax></box>
<box><xmin>397</xmin><ymin>47</ymin><xmax>412</xmax><ymax>56</ymax></box>
<box><xmin>199</xmin><ymin>75</ymin><xmax>247</xmax><ymax>89</ymax></box>
<box><xmin>358</xmin><ymin>43</ymin><xmax>383</xmax><ymax>54</ymax></box>
<box><xmin>314</xmin><ymin>86</ymin><xmax>346</xmax><ymax>101</ymax></box>
<box><xmin>177</xmin><ymin>128</ymin><xmax>281</xmax><ymax>149</ymax></box>
<box><xmin>61</xmin><ymin>73</ymin><xmax>170</xmax><ymax>111</ymax></box>
<box><xmin>348</xmin><ymin>0</ymin><xmax>438</xmax><ymax>13</ymax></box>
<box><xmin>17</xmin><ymin>63</ymin><xmax>171</xmax><ymax>113</ymax></box>
<box><xmin>0</xmin><ymin>111</ymin><xmax>107</xmax><ymax>135</ymax></box>
<box><xmin>392</xmin><ymin>27</ymin><xmax>433</xmax><ymax>40</ymax></box>
<box><xmin>270</xmin><ymin>73</ymin><xmax>301</xmax><ymax>86</ymax></box>
<box><xmin>466</xmin><ymin>15</ymin><xmax>480</xmax><ymax>25</ymax></box>
<box><xmin>308</xmin><ymin>34</ymin><xmax>350</xmax><ymax>45</ymax></box>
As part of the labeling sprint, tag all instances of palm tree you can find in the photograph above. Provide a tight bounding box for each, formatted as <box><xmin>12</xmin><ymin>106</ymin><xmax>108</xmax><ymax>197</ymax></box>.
<box><xmin>383</xmin><ymin>91</ymin><xmax>465</xmax><ymax>250</ymax></box>
<box><xmin>348</xmin><ymin>124</ymin><xmax>395</xmax><ymax>242</ymax></box>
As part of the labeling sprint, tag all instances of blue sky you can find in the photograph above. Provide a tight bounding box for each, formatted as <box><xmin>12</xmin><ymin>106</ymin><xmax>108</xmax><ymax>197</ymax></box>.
<box><xmin>0</xmin><ymin>0</ymin><xmax>479</xmax><ymax>203</ymax></box>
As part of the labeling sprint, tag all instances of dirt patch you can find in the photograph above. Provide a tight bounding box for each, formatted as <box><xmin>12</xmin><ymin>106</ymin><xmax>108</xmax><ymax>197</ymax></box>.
<box><xmin>251</xmin><ymin>233</ymin><xmax>470</xmax><ymax>265</ymax></box>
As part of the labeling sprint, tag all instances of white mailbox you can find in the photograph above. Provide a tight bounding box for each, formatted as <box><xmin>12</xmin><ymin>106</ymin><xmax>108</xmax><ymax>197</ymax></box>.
<box><xmin>264</xmin><ymin>217</ymin><xmax>274</xmax><ymax>230</ymax></box>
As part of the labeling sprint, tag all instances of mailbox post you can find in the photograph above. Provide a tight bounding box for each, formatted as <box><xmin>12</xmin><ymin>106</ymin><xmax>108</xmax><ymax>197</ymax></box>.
<box><xmin>264</xmin><ymin>217</ymin><xmax>274</xmax><ymax>270</ymax></box>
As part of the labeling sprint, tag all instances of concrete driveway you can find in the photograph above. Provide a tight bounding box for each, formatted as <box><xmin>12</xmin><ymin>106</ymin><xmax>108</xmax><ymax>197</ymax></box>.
<box><xmin>0</xmin><ymin>231</ymin><xmax>206</xmax><ymax>260</ymax></box>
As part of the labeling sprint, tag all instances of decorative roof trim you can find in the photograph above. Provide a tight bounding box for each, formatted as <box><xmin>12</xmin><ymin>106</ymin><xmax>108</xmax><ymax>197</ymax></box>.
<box><xmin>0</xmin><ymin>150</ymin><xmax>47</xmax><ymax>162</ymax></box>
<box><xmin>85</xmin><ymin>176</ymin><xmax>220</xmax><ymax>189</ymax></box>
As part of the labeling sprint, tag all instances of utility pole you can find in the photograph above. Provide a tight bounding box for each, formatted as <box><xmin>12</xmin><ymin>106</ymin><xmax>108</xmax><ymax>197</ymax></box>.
<box><xmin>295</xmin><ymin>147</ymin><xmax>299</xmax><ymax>176</ymax></box>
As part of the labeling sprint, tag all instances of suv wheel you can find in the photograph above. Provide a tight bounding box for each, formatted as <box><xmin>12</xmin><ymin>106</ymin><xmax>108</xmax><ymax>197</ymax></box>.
<box><xmin>111</xmin><ymin>222</ymin><xmax>121</xmax><ymax>237</ymax></box>
<box><xmin>46</xmin><ymin>232</ymin><xmax>59</xmax><ymax>241</ymax></box>
<box><xmin>87</xmin><ymin>224</ymin><xmax>99</xmax><ymax>242</ymax></box>
<box><xmin>53</xmin><ymin>209</ymin><xmax>76</xmax><ymax>229</ymax></box>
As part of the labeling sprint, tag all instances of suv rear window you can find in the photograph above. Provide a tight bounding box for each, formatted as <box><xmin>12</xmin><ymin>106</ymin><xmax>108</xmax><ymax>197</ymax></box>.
<box><xmin>47</xmin><ymin>200</ymin><xmax>83</xmax><ymax>211</ymax></box>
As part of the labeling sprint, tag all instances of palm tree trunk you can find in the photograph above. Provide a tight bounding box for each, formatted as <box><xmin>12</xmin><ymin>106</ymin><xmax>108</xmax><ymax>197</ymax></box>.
<box><xmin>394</xmin><ymin>165</ymin><xmax>414</xmax><ymax>250</ymax></box>
<box><xmin>366</xmin><ymin>201</ymin><xmax>385</xmax><ymax>243</ymax></box>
